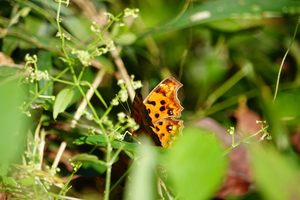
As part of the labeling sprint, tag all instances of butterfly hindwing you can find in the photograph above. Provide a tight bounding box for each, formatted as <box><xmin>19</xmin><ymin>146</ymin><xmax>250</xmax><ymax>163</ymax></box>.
<box><xmin>131</xmin><ymin>92</ymin><xmax>162</xmax><ymax>146</ymax></box>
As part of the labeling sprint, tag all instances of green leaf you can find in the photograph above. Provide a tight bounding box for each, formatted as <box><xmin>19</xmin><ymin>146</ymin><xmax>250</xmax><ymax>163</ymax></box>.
<box><xmin>63</xmin><ymin>16</ymin><xmax>93</xmax><ymax>41</ymax></box>
<box><xmin>82</xmin><ymin>162</ymin><xmax>107</xmax><ymax>174</ymax></box>
<box><xmin>73</xmin><ymin>135</ymin><xmax>139</xmax><ymax>152</ymax></box>
<box><xmin>114</xmin><ymin>32</ymin><xmax>137</xmax><ymax>45</ymax></box>
<box><xmin>70</xmin><ymin>153</ymin><xmax>106</xmax><ymax>166</ymax></box>
<box><xmin>7</xmin><ymin>27</ymin><xmax>62</xmax><ymax>52</ymax></box>
<box><xmin>3</xmin><ymin>177</ymin><xmax>18</xmax><ymax>187</ymax></box>
<box><xmin>9</xmin><ymin>7</ymin><xmax>31</xmax><ymax>27</ymax></box>
<box><xmin>0</xmin><ymin>161</ymin><xmax>9</xmax><ymax>177</ymax></box>
<box><xmin>251</xmin><ymin>146</ymin><xmax>300</xmax><ymax>200</ymax></box>
<box><xmin>53</xmin><ymin>88</ymin><xmax>74</xmax><ymax>119</ymax></box>
<box><xmin>274</xmin><ymin>92</ymin><xmax>300</xmax><ymax>126</ymax></box>
<box><xmin>19</xmin><ymin>7</ymin><xmax>31</xmax><ymax>18</ymax></box>
<box><xmin>0</xmin><ymin>80</ymin><xmax>28</xmax><ymax>163</ymax></box>
<box><xmin>0</xmin><ymin>66</ymin><xmax>18</xmax><ymax>77</ymax></box>
<box><xmin>0</xmin><ymin>28</ymin><xmax>8</xmax><ymax>39</ymax></box>
<box><xmin>139</xmin><ymin>0</ymin><xmax>300</xmax><ymax>38</ymax></box>
<box><xmin>163</xmin><ymin>131</ymin><xmax>228</xmax><ymax>200</ymax></box>
<box><xmin>73</xmin><ymin>135</ymin><xmax>166</xmax><ymax>155</ymax></box>
<box><xmin>2</xmin><ymin>37</ymin><xmax>19</xmax><ymax>55</ymax></box>
<box><xmin>124</xmin><ymin>137</ymin><xmax>158</xmax><ymax>200</ymax></box>
<box><xmin>17</xmin><ymin>177</ymin><xmax>35</xmax><ymax>186</ymax></box>
<box><xmin>39</xmin><ymin>100</ymin><xmax>52</xmax><ymax>111</ymax></box>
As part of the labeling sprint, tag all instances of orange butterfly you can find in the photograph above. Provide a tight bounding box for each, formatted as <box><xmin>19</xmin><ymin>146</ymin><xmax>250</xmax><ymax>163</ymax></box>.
<box><xmin>131</xmin><ymin>77</ymin><xmax>184</xmax><ymax>147</ymax></box>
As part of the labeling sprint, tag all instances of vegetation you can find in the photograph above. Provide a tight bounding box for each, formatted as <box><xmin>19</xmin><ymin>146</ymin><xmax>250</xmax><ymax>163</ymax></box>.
<box><xmin>0</xmin><ymin>0</ymin><xmax>300</xmax><ymax>199</ymax></box>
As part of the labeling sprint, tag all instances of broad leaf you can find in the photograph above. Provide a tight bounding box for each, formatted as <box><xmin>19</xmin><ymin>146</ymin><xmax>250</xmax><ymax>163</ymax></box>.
<box><xmin>53</xmin><ymin>88</ymin><xmax>74</xmax><ymax>119</ymax></box>
<box><xmin>163</xmin><ymin>130</ymin><xmax>228</xmax><ymax>200</ymax></box>
<box><xmin>251</xmin><ymin>146</ymin><xmax>300</xmax><ymax>200</ymax></box>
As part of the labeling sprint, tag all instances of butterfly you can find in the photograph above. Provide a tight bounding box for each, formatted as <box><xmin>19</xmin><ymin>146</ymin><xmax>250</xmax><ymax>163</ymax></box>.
<box><xmin>131</xmin><ymin>77</ymin><xmax>184</xmax><ymax>148</ymax></box>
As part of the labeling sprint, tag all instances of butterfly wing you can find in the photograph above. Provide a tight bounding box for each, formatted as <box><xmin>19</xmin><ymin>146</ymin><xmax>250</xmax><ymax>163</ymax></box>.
<box><xmin>143</xmin><ymin>77</ymin><xmax>184</xmax><ymax>147</ymax></box>
<box><xmin>143</xmin><ymin>77</ymin><xmax>183</xmax><ymax>123</ymax></box>
<box><xmin>152</xmin><ymin>117</ymin><xmax>184</xmax><ymax>147</ymax></box>
<box><xmin>131</xmin><ymin>92</ymin><xmax>162</xmax><ymax>146</ymax></box>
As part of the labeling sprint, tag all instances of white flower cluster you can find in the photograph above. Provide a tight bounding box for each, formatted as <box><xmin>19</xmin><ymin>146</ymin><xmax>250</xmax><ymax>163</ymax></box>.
<box><xmin>123</xmin><ymin>8</ymin><xmax>139</xmax><ymax>18</ymax></box>
<box><xmin>26</xmin><ymin>67</ymin><xmax>50</xmax><ymax>83</ymax></box>
<box><xmin>71</xmin><ymin>50</ymin><xmax>91</xmax><ymax>66</ymax></box>
<box><xmin>95</xmin><ymin>39</ymin><xmax>115</xmax><ymax>56</ymax></box>
<box><xmin>130</xmin><ymin>77</ymin><xmax>142</xmax><ymax>90</ymax></box>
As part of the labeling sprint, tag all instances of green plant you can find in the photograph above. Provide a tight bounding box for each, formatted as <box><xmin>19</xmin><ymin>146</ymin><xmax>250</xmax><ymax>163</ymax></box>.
<box><xmin>1</xmin><ymin>0</ymin><xmax>300</xmax><ymax>199</ymax></box>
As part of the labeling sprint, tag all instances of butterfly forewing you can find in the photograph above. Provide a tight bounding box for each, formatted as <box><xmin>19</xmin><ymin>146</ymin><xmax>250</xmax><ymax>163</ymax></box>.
<box><xmin>143</xmin><ymin>77</ymin><xmax>183</xmax><ymax>124</ymax></box>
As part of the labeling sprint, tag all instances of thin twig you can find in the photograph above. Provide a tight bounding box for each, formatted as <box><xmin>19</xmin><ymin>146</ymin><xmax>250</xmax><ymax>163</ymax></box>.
<box><xmin>111</xmin><ymin>49</ymin><xmax>135</xmax><ymax>102</ymax></box>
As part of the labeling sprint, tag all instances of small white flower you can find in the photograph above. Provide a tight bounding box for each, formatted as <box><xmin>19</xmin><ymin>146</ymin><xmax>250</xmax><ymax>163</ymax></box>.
<box><xmin>117</xmin><ymin>112</ymin><xmax>126</xmax><ymax>123</ymax></box>
<box><xmin>119</xmin><ymin>89</ymin><xmax>128</xmax><ymax>102</ymax></box>
<box><xmin>111</xmin><ymin>97</ymin><xmax>119</xmax><ymax>106</ymax></box>
<box><xmin>117</xmin><ymin>79</ymin><xmax>125</xmax><ymax>85</ymax></box>
<box><xmin>131</xmin><ymin>80</ymin><xmax>142</xmax><ymax>90</ymax></box>
<box><xmin>127</xmin><ymin>118</ymin><xmax>137</xmax><ymax>127</ymax></box>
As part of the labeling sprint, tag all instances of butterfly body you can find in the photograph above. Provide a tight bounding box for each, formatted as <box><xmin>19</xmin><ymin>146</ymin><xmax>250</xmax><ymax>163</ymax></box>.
<box><xmin>131</xmin><ymin>77</ymin><xmax>184</xmax><ymax>147</ymax></box>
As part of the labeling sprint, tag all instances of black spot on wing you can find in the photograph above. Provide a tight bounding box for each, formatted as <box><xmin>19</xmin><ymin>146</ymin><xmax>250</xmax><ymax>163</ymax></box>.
<box><xmin>146</xmin><ymin>100</ymin><xmax>156</xmax><ymax>106</ymax></box>
<box><xmin>162</xmin><ymin>79</ymin><xmax>172</xmax><ymax>85</ymax></box>
<box><xmin>160</xmin><ymin>100</ymin><xmax>166</xmax><ymax>105</ymax></box>
<box><xmin>160</xmin><ymin>106</ymin><xmax>165</xmax><ymax>111</ymax></box>
<box><xmin>154</xmin><ymin>87</ymin><xmax>166</xmax><ymax>97</ymax></box>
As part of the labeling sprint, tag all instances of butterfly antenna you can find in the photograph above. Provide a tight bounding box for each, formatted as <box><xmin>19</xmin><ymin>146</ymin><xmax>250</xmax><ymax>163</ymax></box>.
<box><xmin>118</xmin><ymin>97</ymin><xmax>130</xmax><ymax>117</ymax></box>
<box><xmin>125</xmin><ymin>100</ymin><xmax>131</xmax><ymax>115</ymax></box>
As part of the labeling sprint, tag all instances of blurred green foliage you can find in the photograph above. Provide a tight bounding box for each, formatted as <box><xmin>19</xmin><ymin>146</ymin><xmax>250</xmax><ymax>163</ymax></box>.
<box><xmin>1</xmin><ymin>0</ymin><xmax>300</xmax><ymax>199</ymax></box>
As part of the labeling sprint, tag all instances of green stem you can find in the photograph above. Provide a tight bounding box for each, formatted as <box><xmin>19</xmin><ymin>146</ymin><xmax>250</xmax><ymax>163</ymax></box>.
<box><xmin>273</xmin><ymin>16</ymin><xmax>300</xmax><ymax>102</ymax></box>
<box><xmin>77</xmin><ymin>65</ymin><xmax>86</xmax><ymax>82</ymax></box>
<box><xmin>18</xmin><ymin>62</ymin><xmax>29</xmax><ymax>84</ymax></box>
<box><xmin>110</xmin><ymin>159</ymin><xmax>136</xmax><ymax>193</ymax></box>
<box><xmin>33</xmin><ymin>62</ymin><xmax>39</xmax><ymax>94</ymax></box>
<box><xmin>32</xmin><ymin>174</ymin><xmax>38</xmax><ymax>198</ymax></box>
<box><xmin>104</xmin><ymin>142</ymin><xmax>112</xmax><ymax>200</ymax></box>
<box><xmin>57</xmin><ymin>163</ymin><xmax>82</xmax><ymax>198</ymax></box>
<box><xmin>77</xmin><ymin>85</ymin><xmax>99</xmax><ymax>120</ymax></box>
<box><xmin>231</xmin><ymin>129</ymin><xmax>235</xmax><ymax>147</ymax></box>
<box><xmin>110</xmin><ymin>144</ymin><xmax>125</xmax><ymax>164</ymax></box>
<box><xmin>203</xmin><ymin>67</ymin><xmax>247</xmax><ymax>108</ymax></box>
<box><xmin>50</xmin><ymin>77</ymin><xmax>75</xmax><ymax>86</ymax></box>
<box><xmin>86</xmin><ymin>12</ymin><xmax>123</xmax><ymax>51</ymax></box>
<box><xmin>35</xmin><ymin>178</ymin><xmax>52</xmax><ymax>200</ymax></box>
<box><xmin>80</xmin><ymin>80</ymin><xmax>108</xmax><ymax>108</ymax></box>
<box><xmin>100</xmin><ymin>104</ymin><xmax>114</xmax><ymax>121</ymax></box>
<box><xmin>223</xmin><ymin>126</ymin><xmax>269</xmax><ymax>155</ymax></box>
<box><xmin>56</xmin><ymin>0</ymin><xmax>70</xmax><ymax>60</ymax></box>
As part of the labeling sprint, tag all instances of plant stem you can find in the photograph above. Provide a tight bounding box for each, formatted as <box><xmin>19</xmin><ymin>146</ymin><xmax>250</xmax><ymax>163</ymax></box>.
<box><xmin>104</xmin><ymin>142</ymin><xmax>112</xmax><ymax>200</ymax></box>
<box><xmin>203</xmin><ymin>67</ymin><xmax>247</xmax><ymax>108</ymax></box>
<box><xmin>223</xmin><ymin>126</ymin><xmax>269</xmax><ymax>155</ymax></box>
<box><xmin>86</xmin><ymin>12</ymin><xmax>123</xmax><ymax>51</ymax></box>
<box><xmin>273</xmin><ymin>16</ymin><xmax>300</xmax><ymax>102</ymax></box>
